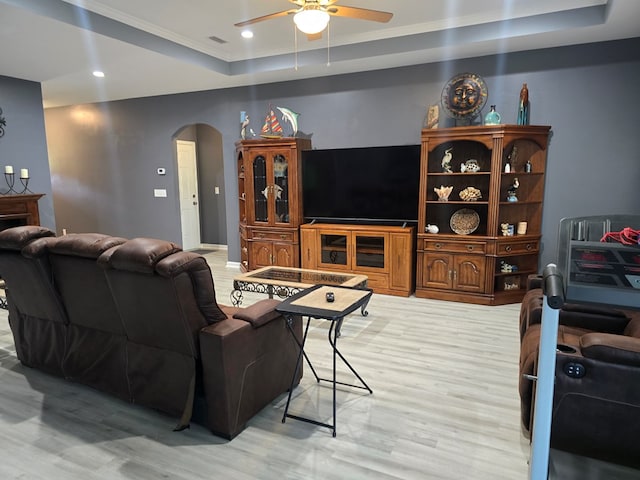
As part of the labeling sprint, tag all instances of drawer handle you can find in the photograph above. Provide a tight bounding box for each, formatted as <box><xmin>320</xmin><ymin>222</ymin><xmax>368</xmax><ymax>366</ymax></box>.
<box><xmin>280</xmin><ymin>234</ymin><xmax>287</xmax><ymax>239</ymax></box>
<box><xmin>435</xmin><ymin>243</ymin><xmax>442</xmax><ymax>249</ymax></box>
<box><xmin>526</xmin><ymin>243</ymin><xmax>533</xmax><ymax>251</ymax></box>
<box><xmin>257</xmin><ymin>233</ymin><xmax>265</xmax><ymax>238</ymax></box>
<box><xmin>466</xmin><ymin>245</ymin><xmax>474</xmax><ymax>251</ymax></box>
<box><xmin>505</xmin><ymin>245</ymin><xmax>512</xmax><ymax>252</ymax></box>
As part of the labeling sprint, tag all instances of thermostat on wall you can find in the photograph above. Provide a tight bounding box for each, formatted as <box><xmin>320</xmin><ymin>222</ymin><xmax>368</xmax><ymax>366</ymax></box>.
<box><xmin>157</xmin><ymin>167</ymin><xmax>166</xmax><ymax>175</ymax></box>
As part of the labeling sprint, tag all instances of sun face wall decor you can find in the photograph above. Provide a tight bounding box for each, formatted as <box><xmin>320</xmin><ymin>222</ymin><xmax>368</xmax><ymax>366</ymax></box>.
<box><xmin>441</xmin><ymin>73</ymin><xmax>488</xmax><ymax>125</ymax></box>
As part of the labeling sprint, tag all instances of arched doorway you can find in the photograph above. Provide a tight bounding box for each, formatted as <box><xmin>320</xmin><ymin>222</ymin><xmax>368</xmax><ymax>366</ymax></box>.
<box><xmin>173</xmin><ymin>123</ymin><xmax>227</xmax><ymax>248</ymax></box>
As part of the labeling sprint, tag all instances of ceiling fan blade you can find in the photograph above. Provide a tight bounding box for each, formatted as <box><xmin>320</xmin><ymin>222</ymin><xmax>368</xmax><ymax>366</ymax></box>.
<box><xmin>328</xmin><ymin>6</ymin><xmax>393</xmax><ymax>23</ymax></box>
<box><xmin>234</xmin><ymin>9</ymin><xmax>297</xmax><ymax>28</ymax></box>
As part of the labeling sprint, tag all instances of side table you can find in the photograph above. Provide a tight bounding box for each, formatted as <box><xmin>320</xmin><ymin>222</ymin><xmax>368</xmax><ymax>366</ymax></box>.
<box><xmin>276</xmin><ymin>284</ymin><xmax>373</xmax><ymax>437</ymax></box>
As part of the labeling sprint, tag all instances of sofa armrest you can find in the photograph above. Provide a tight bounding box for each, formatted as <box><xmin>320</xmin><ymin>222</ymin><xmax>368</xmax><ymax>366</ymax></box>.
<box><xmin>232</xmin><ymin>299</ymin><xmax>282</xmax><ymax>328</ymax></box>
<box><xmin>581</xmin><ymin>333</ymin><xmax>640</xmax><ymax>367</ymax></box>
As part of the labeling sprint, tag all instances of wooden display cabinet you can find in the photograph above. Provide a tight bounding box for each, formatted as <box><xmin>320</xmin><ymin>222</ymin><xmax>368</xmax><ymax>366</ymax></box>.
<box><xmin>236</xmin><ymin>137</ymin><xmax>311</xmax><ymax>271</ymax></box>
<box><xmin>300</xmin><ymin>223</ymin><xmax>415</xmax><ymax>297</ymax></box>
<box><xmin>416</xmin><ymin>125</ymin><xmax>551</xmax><ymax>305</ymax></box>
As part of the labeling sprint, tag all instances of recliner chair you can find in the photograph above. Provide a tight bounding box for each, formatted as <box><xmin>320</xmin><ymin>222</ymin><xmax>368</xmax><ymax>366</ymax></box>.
<box><xmin>519</xmin><ymin>214</ymin><xmax>640</xmax><ymax>467</ymax></box>
<box><xmin>0</xmin><ymin>226</ymin><xmax>67</xmax><ymax>376</ymax></box>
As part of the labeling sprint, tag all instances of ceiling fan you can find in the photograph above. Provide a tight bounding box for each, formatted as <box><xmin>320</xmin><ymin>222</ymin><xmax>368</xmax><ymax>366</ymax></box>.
<box><xmin>235</xmin><ymin>0</ymin><xmax>393</xmax><ymax>38</ymax></box>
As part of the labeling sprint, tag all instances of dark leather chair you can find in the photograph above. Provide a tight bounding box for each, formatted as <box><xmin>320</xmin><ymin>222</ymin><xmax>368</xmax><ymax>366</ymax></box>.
<box><xmin>520</xmin><ymin>317</ymin><xmax>640</xmax><ymax>467</ymax></box>
<box><xmin>519</xmin><ymin>214</ymin><xmax>640</xmax><ymax>467</ymax></box>
<box><xmin>0</xmin><ymin>226</ymin><xmax>67</xmax><ymax>376</ymax></box>
<box><xmin>46</xmin><ymin>233</ymin><xmax>130</xmax><ymax>399</ymax></box>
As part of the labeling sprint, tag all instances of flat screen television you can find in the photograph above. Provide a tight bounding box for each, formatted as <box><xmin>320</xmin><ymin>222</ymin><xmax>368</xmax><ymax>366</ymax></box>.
<box><xmin>301</xmin><ymin>144</ymin><xmax>421</xmax><ymax>224</ymax></box>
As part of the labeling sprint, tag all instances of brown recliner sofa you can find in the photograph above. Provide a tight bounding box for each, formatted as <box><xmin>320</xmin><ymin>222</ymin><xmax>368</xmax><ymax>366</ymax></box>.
<box><xmin>0</xmin><ymin>226</ymin><xmax>302</xmax><ymax>439</ymax></box>
<box><xmin>518</xmin><ymin>214</ymin><xmax>640</xmax><ymax>467</ymax></box>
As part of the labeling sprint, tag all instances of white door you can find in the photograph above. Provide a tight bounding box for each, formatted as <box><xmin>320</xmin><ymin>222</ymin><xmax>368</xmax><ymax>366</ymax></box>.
<box><xmin>176</xmin><ymin>140</ymin><xmax>201</xmax><ymax>250</ymax></box>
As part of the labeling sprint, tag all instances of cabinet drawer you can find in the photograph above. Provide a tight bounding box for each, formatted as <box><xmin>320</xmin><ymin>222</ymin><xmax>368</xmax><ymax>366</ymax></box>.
<box><xmin>248</xmin><ymin>229</ymin><xmax>295</xmax><ymax>242</ymax></box>
<box><xmin>423</xmin><ymin>239</ymin><xmax>486</xmax><ymax>254</ymax></box>
<box><xmin>497</xmin><ymin>239</ymin><xmax>538</xmax><ymax>255</ymax></box>
<box><xmin>362</xmin><ymin>272</ymin><xmax>389</xmax><ymax>291</ymax></box>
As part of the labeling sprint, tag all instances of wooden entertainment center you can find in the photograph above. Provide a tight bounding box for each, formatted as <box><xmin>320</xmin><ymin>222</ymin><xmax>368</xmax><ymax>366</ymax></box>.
<box><xmin>235</xmin><ymin>125</ymin><xmax>550</xmax><ymax>303</ymax></box>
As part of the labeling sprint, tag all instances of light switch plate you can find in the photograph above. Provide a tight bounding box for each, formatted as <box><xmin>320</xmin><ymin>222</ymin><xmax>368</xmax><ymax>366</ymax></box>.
<box><xmin>154</xmin><ymin>189</ymin><xmax>167</xmax><ymax>197</ymax></box>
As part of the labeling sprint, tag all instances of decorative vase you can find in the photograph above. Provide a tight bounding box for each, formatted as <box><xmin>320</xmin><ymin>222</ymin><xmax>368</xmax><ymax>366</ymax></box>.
<box><xmin>517</xmin><ymin>83</ymin><xmax>530</xmax><ymax>125</ymax></box>
<box><xmin>484</xmin><ymin>105</ymin><xmax>501</xmax><ymax>125</ymax></box>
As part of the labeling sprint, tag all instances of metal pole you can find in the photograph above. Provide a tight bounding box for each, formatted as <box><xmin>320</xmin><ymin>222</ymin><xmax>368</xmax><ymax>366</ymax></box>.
<box><xmin>529</xmin><ymin>264</ymin><xmax>564</xmax><ymax>480</ymax></box>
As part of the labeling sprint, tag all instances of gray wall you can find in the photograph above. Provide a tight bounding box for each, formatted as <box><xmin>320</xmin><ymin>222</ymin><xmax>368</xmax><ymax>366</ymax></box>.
<box><xmin>43</xmin><ymin>38</ymin><xmax>640</xmax><ymax>267</ymax></box>
<box><xmin>0</xmin><ymin>76</ymin><xmax>55</xmax><ymax>229</ymax></box>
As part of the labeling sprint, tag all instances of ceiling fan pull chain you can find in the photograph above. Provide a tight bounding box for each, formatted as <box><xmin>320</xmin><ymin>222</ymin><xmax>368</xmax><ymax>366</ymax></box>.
<box><xmin>294</xmin><ymin>24</ymin><xmax>299</xmax><ymax>71</ymax></box>
<box><xmin>327</xmin><ymin>22</ymin><xmax>331</xmax><ymax>66</ymax></box>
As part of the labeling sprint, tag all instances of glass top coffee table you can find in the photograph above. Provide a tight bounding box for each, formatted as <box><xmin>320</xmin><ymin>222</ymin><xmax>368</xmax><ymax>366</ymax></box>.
<box><xmin>231</xmin><ymin>266</ymin><xmax>368</xmax><ymax>308</ymax></box>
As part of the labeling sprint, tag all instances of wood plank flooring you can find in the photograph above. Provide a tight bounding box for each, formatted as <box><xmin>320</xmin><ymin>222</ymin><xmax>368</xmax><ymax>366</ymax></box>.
<box><xmin>0</xmin><ymin>250</ymin><xmax>635</xmax><ymax>479</ymax></box>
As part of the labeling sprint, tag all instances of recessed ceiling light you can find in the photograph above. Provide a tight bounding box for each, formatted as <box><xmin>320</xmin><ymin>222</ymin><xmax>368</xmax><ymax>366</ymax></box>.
<box><xmin>92</xmin><ymin>71</ymin><xmax>105</xmax><ymax>78</ymax></box>
<box><xmin>241</xmin><ymin>30</ymin><xmax>254</xmax><ymax>39</ymax></box>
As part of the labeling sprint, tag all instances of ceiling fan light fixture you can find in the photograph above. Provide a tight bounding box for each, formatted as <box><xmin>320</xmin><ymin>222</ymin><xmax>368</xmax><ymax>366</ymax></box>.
<box><xmin>293</xmin><ymin>9</ymin><xmax>330</xmax><ymax>34</ymax></box>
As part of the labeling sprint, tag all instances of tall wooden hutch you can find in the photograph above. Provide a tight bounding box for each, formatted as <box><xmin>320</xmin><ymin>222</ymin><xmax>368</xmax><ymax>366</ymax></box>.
<box><xmin>236</xmin><ymin>137</ymin><xmax>311</xmax><ymax>271</ymax></box>
<box><xmin>416</xmin><ymin>125</ymin><xmax>551</xmax><ymax>305</ymax></box>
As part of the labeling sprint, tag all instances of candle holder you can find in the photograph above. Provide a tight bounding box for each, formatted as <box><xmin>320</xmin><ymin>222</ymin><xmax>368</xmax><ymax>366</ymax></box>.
<box><xmin>19</xmin><ymin>176</ymin><xmax>33</xmax><ymax>194</ymax></box>
<box><xmin>3</xmin><ymin>173</ymin><xmax>18</xmax><ymax>194</ymax></box>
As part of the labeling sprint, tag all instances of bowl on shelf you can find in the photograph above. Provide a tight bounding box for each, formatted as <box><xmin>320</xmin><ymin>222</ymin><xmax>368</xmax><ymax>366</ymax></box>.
<box><xmin>450</xmin><ymin>208</ymin><xmax>480</xmax><ymax>235</ymax></box>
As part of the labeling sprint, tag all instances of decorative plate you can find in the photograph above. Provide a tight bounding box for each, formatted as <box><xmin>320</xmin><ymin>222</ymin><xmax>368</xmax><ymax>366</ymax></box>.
<box><xmin>450</xmin><ymin>208</ymin><xmax>480</xmax><ymax>235</ymax></box>
<box><xmin>441</xmin><ymin>73</ymin><xmax>488</xmax><ymax>120</ymax></box>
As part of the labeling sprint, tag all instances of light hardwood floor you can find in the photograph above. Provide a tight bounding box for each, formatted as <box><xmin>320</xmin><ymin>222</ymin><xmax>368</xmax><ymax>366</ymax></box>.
<box><xmin>0</xmin><ymin>250</ymin><xmax>635</xmax><ymax>479</ymax></box>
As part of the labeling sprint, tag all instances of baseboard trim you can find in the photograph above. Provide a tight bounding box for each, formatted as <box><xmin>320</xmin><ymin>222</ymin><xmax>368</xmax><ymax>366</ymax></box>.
<box><xmin>226</xmin><ymin>261</ymin><xmax>241</xmax><ymax>270</ymax></box>
<box><xmin>201</xmin><ymin>243</ymin><xmax>227</xmax><ymax>250</ymax></box>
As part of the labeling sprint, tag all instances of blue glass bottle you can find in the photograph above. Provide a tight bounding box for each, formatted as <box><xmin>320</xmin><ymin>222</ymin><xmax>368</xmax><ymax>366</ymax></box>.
<box><xmin>484</xmin><ymin>105</ymin><xmax>501</xmax><ymax>125</ymax></box>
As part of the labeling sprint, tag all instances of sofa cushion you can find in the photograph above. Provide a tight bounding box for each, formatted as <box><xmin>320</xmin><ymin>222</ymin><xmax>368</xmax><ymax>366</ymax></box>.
<box><xmin>232</xmin><ymin>299</ymin><xmax>282</xmax><ymax>328</ymax></box>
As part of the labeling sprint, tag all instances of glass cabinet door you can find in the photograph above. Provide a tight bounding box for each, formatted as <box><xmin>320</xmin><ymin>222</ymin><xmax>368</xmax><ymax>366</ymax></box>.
<box><xmin>252</xmin><ymin>155</ymin><xmax>268</xmax><ymax>222</ymax></box>
<box><xmin>272</xmin><ymin>153</ymin><xmax>290</xmax><ymax>224</ymax></box>
<box><xmin>320</xmin><ymin>233</ymin><xmax>349</xmax><ymax>267</ymax></box>
<box><xmin>354</xmin><ymin>234</ymin><xmax>386</xmax><ymax>269</ymax></box>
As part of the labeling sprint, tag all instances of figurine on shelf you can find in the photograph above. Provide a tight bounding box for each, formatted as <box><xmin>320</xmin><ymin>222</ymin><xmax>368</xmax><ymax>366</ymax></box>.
<box><xmin>501</xmin><ymin>223</ymin><xmax>515</xmax><ymax>236</ymax></box>
<box><xmin>507</xmin><ymin>177</ymin><xmax>519</xmax><ymax>202</ymax></box>
<box><xmin>517</xmin><ymin>83</ymin><xmax>530</xmax><ymax>125</ymax></box>
<box><xmin>240</xmin><ymin>112</ymin><xmax>250</xmax><ymax>140</ymax></box>
<box><xmin>434</xmin><ymin>185</ymin><xmax>453</xmax><ymax>201</ymax></box>
<box><xmin>460</xmin><ymin>159</ymin><xmax>480</xmax><ymax>173</ymax></box>
<box><xmin>441</xmin><ymin>148</ymin><xmax>453</xmax><ymax>173</ymax></box>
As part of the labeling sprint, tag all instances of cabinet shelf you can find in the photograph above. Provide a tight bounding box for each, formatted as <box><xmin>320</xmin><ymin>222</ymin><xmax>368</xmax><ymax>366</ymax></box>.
<box><xmin>429</xmin><ymin>172</ymin><xmax>491</xmax><ymax>176</ymax></box>
<box><xmin>499</xmin><ymin>201</ymin><xmax>542</xmax><ymax>206</ymax></box>
<box><xmin>426</xmin><ymin>201</ymin><xmax>489</xmax><ymax>206</ymax></box>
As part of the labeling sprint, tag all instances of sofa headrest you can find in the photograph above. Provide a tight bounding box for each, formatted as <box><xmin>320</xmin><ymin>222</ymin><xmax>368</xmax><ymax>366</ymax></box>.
<box><xmin>101</xmin><ymin>237</ymin><xmax>182</xmax><ymax>273</ymax></box>
<box><xmin>0</xmin><ymin>226</ymin><xmax>55</xmax><ymax>250</ymax></box>
<box><xmin>48</xmin><ymin>233</ymin><xmax>127</xmax><ymax>259</ymax></box>
<box><xmin>155</xmin><ymin>251</ymin><xmax>209</xmax><ymax>278</ymax></box>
